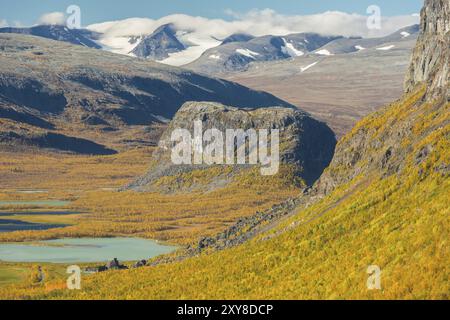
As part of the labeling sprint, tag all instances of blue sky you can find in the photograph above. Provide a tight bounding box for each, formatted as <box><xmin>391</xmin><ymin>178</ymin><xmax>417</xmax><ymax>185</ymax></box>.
<box><xmin>1</xmin><ymin>0</ymin><xmax>423</xmax><ymax>26</ymax></box>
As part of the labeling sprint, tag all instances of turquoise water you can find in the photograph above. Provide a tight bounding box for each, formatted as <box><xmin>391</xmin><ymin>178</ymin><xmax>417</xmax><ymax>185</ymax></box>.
<box><xmin>0</xmin><ymin>200</ymin><xmax>70</xmax><ymax>207</ymax></box>
<box><xmin>0</xmin><ymin>238</ymin><xmax>177</xmax><ymax>263</ymax></box>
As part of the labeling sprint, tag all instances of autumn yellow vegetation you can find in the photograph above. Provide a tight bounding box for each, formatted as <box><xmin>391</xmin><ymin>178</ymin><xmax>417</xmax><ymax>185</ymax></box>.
<box><xmin>0</xmin><ymin>87</ymin><xmax>447</xmax><ymax>300</ymax></box>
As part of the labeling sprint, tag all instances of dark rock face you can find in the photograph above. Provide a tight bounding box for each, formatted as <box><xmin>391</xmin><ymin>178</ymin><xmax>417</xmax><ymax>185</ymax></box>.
<box><xmin>132</xmin><ymin>260</ymin><xmax>147</xmax><ymax>268</ymax></box>
<box><xmin>405</xmin><ymin>0</ymin><xmax>449</xmax><ymax>96</ymax></box>
<box><xmin>0</xmin><ymin>25</ymin><xmax>101</xmax><ymax>49</ymax></box>
<box><xmin>129</xmin><ymin>101</ymin><xmax>336</xmax><ymax>191</ymax></box>
<box><xmin>0</xmin><ymin>131</ymin><xmax>117</xmax><ymax>155</ymax></box>
<box><xmin>85</xmin><ymin>258</ymin><xmax>132</xmax><ymax>273</ymax></box>
<box><xmin>131</xmin><ymin>24</ymin><xmax>185</xmax><ymax>60</ymax></box>
<box><xmin>0</xmin><ymin>77</ymin><xmax>67</xmax><ymax>114</ymax></box>
<box><xmin>106</xmin><ymin>258</ymin><xmax>126</xmax><ymax>270</ymax></box>
<box><xmin>0</xmin><ymin>106</ymin><xmax>54</xmax><ymax>129</ymax></box>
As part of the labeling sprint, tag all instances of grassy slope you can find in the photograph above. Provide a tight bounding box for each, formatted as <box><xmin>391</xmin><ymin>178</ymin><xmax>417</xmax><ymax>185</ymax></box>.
<box><xmin>0</xmin><ymin>88</ymin><xmax>448</xmax><ymax>299</ymax></box>
<box><xmin>24</xmin><ymin>88</ymin><xmax>447</xmax><ymax>300</ymax></box>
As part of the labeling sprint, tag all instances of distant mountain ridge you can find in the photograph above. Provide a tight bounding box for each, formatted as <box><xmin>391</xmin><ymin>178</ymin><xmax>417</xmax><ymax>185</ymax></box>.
<box><xmin>187</xmin><ymin>33</ymin><xmax>343</xmax><ymax>74</ymax></box>
<box><xmin>0</xmin><ymin>23</ymin><xmax>420</xmax><ymax>70</ymax></box>
<box><xmin>315</xmin><ymin>25</ymin><xmax>420</xmax><ymax>55</ymax></box>
<box><xmin>0</xmin><ymin>25</ymin><xmax>101</xmax><ymax>49</ymax></box>
<box><xmin>187</xmin><ymin>25</ymin><xmax>420</xmax><ymax>74</ymax></box>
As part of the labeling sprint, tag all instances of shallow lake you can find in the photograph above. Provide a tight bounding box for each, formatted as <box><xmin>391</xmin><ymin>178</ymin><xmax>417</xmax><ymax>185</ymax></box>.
<box><xmin>0</xmin><ymin>238</ymin><xmax>177</xmax><ymax>263</ymax></box>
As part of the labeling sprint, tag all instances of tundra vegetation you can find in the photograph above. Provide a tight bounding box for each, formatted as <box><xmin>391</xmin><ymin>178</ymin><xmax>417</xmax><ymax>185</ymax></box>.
<box><xmin>0</xmin><ymin>86</ymin><xmax>448</xmax><ymax>299</ymax></box>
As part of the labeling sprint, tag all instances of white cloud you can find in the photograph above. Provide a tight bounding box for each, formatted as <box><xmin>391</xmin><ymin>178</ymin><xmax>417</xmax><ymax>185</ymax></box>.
<box><xmin>37</xmin><ymin>12</ymin><xmax>65</xmax><ymax>26</ymax></box>
<box><xmin>0</xmin><ymin>19</ymin><xmax>7</xmax><ymax>28</ymax></box>
<box><xmin>86</xmin><ymin>9</ymin><xmax>420</xmax><ymax>64</ymax></box>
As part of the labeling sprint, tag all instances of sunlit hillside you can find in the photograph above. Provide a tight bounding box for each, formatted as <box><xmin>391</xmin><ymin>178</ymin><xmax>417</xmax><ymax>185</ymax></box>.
<box><xmin>1</xmin><ymin>85</ymin><xmax>447</xmax><ymax>299</ymax></box>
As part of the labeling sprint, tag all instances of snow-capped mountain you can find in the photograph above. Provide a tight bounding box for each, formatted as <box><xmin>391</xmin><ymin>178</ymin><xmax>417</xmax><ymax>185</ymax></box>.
<box><xmin>312</xmin><ymin>24</ymin><xmax>420</xmax><ymax>55</ymax></box>
<box><xmin>0</xmin><ymin>25</ymin><xmax>101</xmax><ymax>49</ymax></box>
<box><xmin>186</xmin><ymin>25</ymin><xmax>420</xmax><ymax>75</ymax></box>
<box><xmin>0</xmin><ymin>21</ymin><xmax>421</xmax><ymax>74</ymax></box>
<box><xmin>186</xmin><ymin>33</ymin><xmax>342</xmax><ymax>74</ymax></box>
<box><xmin>130</xmin><ymin>23</ymin><xmax>185</xmax><ymax>60</ymax></box>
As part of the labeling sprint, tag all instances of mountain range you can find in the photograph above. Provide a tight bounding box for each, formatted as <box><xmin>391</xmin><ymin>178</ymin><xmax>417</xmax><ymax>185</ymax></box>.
<box><xmin>0</xmin><ymin>22</ymin><xmax>422</xmax><ymax>140</ymax></box>
<box><xmin>0</xmin><ymin>22</ymin><xmax>419</xmax><ymax>71</ymax></box>
<box><xmin>225</xmin><ymin>32</ymin><xmax>419</xmax><ymax>137</ymax></box>
<box><xmin>0</xmin><ymin>33</ymin><xmax>293</xmax><ymax>154</ymax></box>
<box><xmin>0</xmin><ymin>25</ymin><xmax>101</xmax><ymax>49</ymax></box>
<box><xmin>186</xmin><ymin>32</ymin><xmax>343</xmax><ymax>74</ymax></box>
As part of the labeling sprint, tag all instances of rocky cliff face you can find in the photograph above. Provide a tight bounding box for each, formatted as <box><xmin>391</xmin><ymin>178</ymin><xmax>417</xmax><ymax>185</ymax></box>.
<box><xmin>405</xmin><ymin>0</ymin><xmax>449</xmax><ymax>97</ymax></box>
<box><xmin>129</xmin><ymin>101</ymin><xmax>336</xmax><ymax>191</ymax></box>
<box><xmin>316</xmin><ymin>0</ymin><xmax>450</xmax><ymax>196</ymax></box>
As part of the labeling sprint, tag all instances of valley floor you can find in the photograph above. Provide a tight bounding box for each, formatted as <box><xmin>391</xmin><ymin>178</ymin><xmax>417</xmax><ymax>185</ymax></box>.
<box><xmin>0</xmin><ymin>147</ymin><xmax>299</xmax><ymax>288</ymax></box>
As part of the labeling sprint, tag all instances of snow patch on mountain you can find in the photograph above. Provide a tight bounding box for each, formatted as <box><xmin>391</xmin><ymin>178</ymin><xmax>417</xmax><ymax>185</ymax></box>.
<box><xmin>209</xmin><ymin>54</ymin><xmax>221</xmax><ymax>60</ymax></box>
<box><xmin>376</xmin><ymin>45</ymin><xmax>395</xmax><ymax>51</ymax></box>
<box><xmin>281</xmin><ymin>38</ymin><xmax>304</xmax><ymax>57</ymax></box>
<box><xmin>400</xmin><ymin>31</ymin><xmax>410</xmax><ymax>38</ymax></box>
<box><xmin>159</xmin><ymin>35</ymin><xmax>221</xmax><ymax>66</ymax></box>
<box><xmin>236</xmin><ymin>48</ymin><xmax>260</xmax><ymax>59</ymax></box>
<box><xmin>315</xmin><ymin>49</ymin><xmax>333</xmax><ymax>56</ymax></box>
<box><xmin>300</xmin><ymin>61</ymin><xmax>318</xmax><ymax>73</ymax></box>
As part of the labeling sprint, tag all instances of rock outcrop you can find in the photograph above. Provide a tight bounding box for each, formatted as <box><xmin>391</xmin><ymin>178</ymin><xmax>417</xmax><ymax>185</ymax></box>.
<box><xmin>129</xmin><ymin>101</ymin><xmax>336</xmax><ymax>191</ymax></box>
<box><xmin>405</xmin><ymin>0</ymin><xmax>449</xmax><ymax>97</ymax></box>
